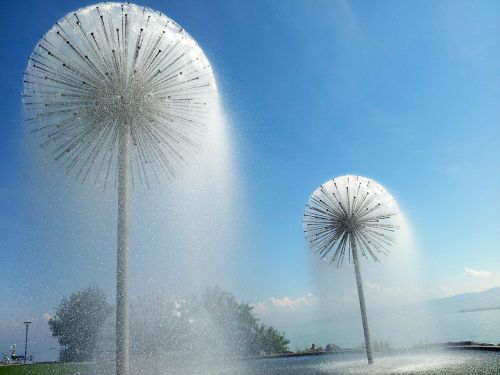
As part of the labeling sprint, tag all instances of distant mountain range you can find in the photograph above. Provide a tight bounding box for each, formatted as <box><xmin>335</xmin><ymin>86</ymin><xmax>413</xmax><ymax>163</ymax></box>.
<box><xmin>428</xmin><ymin>287</ymin><xmax>500</xmax><ymax>313</ymax></box>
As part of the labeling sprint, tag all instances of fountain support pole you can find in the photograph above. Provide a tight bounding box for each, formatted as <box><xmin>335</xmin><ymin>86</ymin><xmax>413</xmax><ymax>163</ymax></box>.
<box><xmin>116</xmin><ymin>124</ymin><xmax>130</xmax><ymax>375</ymax></box>
<box><xmin>351</xmin><ymin>237</ymin><xmax>374</xmax><ymax>365</ymax></box>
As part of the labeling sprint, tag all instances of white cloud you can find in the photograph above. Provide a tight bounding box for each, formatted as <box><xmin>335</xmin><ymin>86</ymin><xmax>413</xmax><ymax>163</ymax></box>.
<box><xmin>42</xmin><ymin>312</ymin><xmax>52</xmax><ymax>321</ymax></box>
<box><xmin>253</xmin><ymin>293</ymin><xmax>318</xmax><ymax>315</ymax></box>
<box><xmin>270</xmin><ymin>293</ymin><xmax>318</xmax><ymax>310</ymax></box>
<box><xmin>464</xmin><ymin>267</ymin><xmax>491</xmax><ymax>278</ymax></box>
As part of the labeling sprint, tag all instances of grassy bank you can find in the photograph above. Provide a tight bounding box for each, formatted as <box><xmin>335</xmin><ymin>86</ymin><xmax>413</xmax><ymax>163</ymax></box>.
<box><xmin>0</xmin><ymin>363</ymin><xmax>89</xmax><ymax>375</ymax></box>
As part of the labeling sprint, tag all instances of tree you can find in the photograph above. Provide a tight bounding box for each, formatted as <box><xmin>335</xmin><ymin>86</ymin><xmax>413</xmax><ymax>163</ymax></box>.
<box><xmin>325</xmin><ymin>343</ymin><xmax>342</xmax><ymax>352</ymax></box>
<box><xmin>254</xmin><ymin>325</ymin><xmax>290</xmax><ymax>355</ymax></box>
<box><xmin>130</xmin><ymin>293</ymin><xmax>197</xmax><ymax>355</ymax></box>
<box><xmin>202</xmin><ymin>287</ymin><xmax>256</xmax><ymax>355</ymax></box>
<box><xmin>202</xmin><ymin>287</ymin><xmax>289</xmax><ymax>356</ymax></box>
<box><xmin>49</xmin><ymin>286</ymin><xmax>111</xmax><ymax>362</ymax></box>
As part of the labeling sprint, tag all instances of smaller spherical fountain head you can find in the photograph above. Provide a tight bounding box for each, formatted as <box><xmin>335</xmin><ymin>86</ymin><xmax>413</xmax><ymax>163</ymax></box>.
<box><xmin>303</xmin><ymin>175</ymin><xmax>399</xmax><ymax>267</ymax></box>
<box><xmin>22</xmin><ymin>2</ymin><xmax>217</xmax><ymax>188</ymax></box>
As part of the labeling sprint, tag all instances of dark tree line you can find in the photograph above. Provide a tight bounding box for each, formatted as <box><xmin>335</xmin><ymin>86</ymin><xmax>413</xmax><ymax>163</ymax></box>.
<box><xmin>49</xmin><ymin>286</ymin><xmax>289</xmax><ymax>362</ymax></box>
<box><xmin>202</xmin><ymin>287</ymin><xmax>290</xmax><ymax>356</ymax></box>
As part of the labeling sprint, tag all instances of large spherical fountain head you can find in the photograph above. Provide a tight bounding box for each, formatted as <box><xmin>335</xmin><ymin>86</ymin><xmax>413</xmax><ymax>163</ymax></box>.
<box><xmin>303</xmin><ymin>175</ymin><xmax>399</xmax><ymax>267</ymax></box>
<box><xmin>22</xmin><ymin>2</ymin><xmax>217</xmax><ymax>187</ymax></box>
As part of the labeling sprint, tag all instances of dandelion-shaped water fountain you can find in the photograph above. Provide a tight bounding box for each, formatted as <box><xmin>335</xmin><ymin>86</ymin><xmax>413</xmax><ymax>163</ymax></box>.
<box><xmin>22</xmin><ymin>3</ymin><xmax>217</xmax><ymax>374</ymax></box>
<box><xmin>303</xmin><ymin>175</ymin><xmax>399</xmax><ymax>365</ymax></box>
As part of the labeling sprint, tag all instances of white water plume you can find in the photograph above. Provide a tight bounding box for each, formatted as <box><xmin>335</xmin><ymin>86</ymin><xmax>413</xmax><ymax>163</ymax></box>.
<box><xmin>129</xmin><ymin>105</ymin><xmax>243</xmax><ymax>295</ymax></box>
<box><xmin>21</xmin><ymin>98</ymin><xmax>244</xmax><ymax>362</ymax></box>
<box><xmin>305</xmin><ymin>190</ymin><xmax>438</xmax><ymax>349</ymax></box>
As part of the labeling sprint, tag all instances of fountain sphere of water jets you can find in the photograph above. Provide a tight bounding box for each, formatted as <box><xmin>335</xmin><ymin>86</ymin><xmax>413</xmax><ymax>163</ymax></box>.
<box><xmin>22</xmin><ymin>3</ymin><xmax>217</xmax><ymax>375</ymax></box>
<box><xmin>303</xmin><ymin>175</ymin><xmax>399</xmax><ymax>365</ymax></box>
<box><xmin>23</xmin><ymin>2</ymin><xmax>217</xmax><ymax>186</ymax></box>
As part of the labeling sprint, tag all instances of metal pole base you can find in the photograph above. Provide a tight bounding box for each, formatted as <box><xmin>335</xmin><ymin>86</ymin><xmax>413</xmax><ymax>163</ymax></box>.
<box><xmin>352</xmin><ymin>238</ymin><xmax>374</xmax><ymax>365</ymax></box>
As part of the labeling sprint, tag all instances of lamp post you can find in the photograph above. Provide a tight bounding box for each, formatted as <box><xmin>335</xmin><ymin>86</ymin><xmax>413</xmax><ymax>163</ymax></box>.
<box><xmin>23</xmin><ymin>321</ymin><xmax>32</xmax><ymax>364</ymax></box>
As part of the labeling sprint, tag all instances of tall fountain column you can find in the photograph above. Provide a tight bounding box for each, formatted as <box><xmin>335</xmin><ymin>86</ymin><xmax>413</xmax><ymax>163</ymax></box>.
<box><xmin>23</xmin><ymin>5</ymin><xmax>218</xmax><ymax>375</ymax></box>
<box><xmin>116</xmin><ymin>124</ymin><xmax>130</xmax><ymax>375</ymax></box>
<box><xmin>303</xmin><ymin>175</ymin><xmax>399</xmax><ymax>367</ymax></box>
<box><xmin>351</xmin><ymin>237</ymin><xmax>373</xmax><ymax>365</ymax></box>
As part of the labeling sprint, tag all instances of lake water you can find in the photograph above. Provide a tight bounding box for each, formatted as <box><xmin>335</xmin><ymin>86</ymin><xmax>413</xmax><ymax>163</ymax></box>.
<box><xmin>431</xmin><ymin>309</ymin><xmax>500</xmax><ymax>344</ymax></box>
<box><xmin>283</xmin><ymin>305</ymin><xmax>500</xmax><ymax>349</ymax></box>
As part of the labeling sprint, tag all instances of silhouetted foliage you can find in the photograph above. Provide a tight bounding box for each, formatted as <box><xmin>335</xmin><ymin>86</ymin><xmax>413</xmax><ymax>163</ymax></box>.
<box><xmin>130</xmin><ymin>293</ymin><xmax>198</xmax><ymax>354</ymax></box>
<box><xmin>202</xmin><ymin>287</ymin><xmax>289</xmax><ymax>356</ymax></box>
<box><xmin>49</xmin><ymin>286</ymin><xmax>111</xmax><ymax>362</ymax></box>
<box><xmin>254</xmin><ymin>324</ymin><xmax>291</xmax><ymax>355</ymax></box>
<box><xmin>324</xmin><ymin>343</ymin><xmax>342</xmax><ymax>352</ymax></box>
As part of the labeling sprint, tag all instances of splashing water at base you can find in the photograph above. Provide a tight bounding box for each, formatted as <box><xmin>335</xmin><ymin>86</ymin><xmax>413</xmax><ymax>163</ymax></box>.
<box><xmin>315</xmin><ymin>350</ymin><xmax>500</xmax><ymax>375</ymax></box>
<box><xmin>90</xmin><ymin>349</ymin><xmax>500</xmax><ymax>375</ymax></box>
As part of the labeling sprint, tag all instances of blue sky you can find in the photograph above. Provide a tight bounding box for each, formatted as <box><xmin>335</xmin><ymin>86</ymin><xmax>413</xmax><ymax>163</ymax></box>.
<box><xmin>1</xmin><ymin>0</ymin><xmax>500</xmax><ymax>358</ymax></box>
